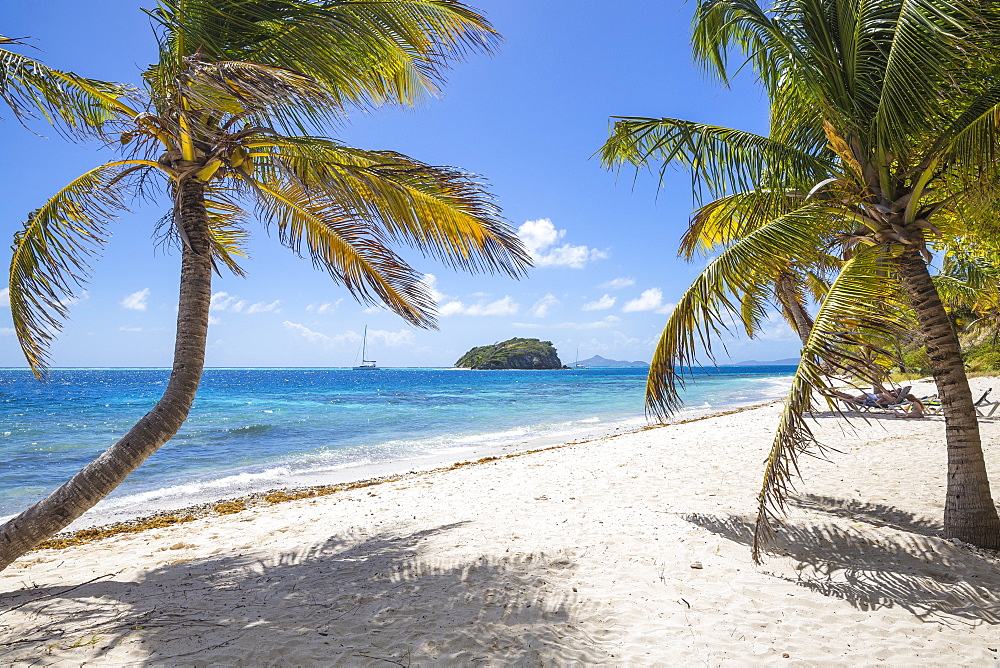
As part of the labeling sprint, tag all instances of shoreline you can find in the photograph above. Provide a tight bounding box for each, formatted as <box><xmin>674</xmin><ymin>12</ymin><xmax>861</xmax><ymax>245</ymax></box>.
<box><xmin>4</xmin><ymin>381</ymin><xmax>793</xmax><ymax>532</ymax></box>
<box><xmin>4</xmin><ymin>382</ymin><xmax>1000</xmax><ymax>664</ymax></box>
<box><xmin>31</xmin><ymin>400</ymin><xmax>778</xmax><ymax>552</ymax></box>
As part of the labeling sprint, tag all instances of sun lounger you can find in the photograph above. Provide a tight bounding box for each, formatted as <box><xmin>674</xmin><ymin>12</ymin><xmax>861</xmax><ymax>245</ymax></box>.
<box><xmin>920</xmin><ymin>388</ymin><xmax>996</xmax><ymax>417</ymax></box>
<box><xmin>825</xmin><ymin>386</ymin><xmax>916</xmax><ymax>415</ymax></box>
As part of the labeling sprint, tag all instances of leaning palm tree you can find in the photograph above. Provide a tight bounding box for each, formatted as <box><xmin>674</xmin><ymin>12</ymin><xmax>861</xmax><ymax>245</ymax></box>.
<box><xmin>0</xmin><ymin>0</ymin><xmax>530</xmax><ymax>571</ymax></box>
<box><xmin>603</xmin><ymin>0</ymin><xmax>1000</xmax><ymax>558</ymax></box>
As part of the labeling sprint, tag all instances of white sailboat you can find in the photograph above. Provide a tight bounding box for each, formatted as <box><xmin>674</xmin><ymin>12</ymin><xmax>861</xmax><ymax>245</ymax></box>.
<box><xmin>353</xmin><ymin>326</ymin><xmax>379</xmax><ymax>370</ymax></box>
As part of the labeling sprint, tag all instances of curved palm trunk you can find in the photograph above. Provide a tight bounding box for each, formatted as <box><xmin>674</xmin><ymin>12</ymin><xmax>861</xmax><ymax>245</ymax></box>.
<box><xmin>896</xmin><ymin>248</ymin><xmax>1000</xmax><ymax>548</ymax></box>
<box><xmin>0</xmin><ymin>179</ymin><xmax>213</xmax><ymax>571</ymax></box>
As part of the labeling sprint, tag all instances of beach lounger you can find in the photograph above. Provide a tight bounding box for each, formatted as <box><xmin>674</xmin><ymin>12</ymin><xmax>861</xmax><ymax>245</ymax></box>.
<box><xmin>826</xmin><ymin>386</ymin><xmax>916</xmax><ymax>415</ymax></box>
<box><xmin>920</xmin><ymin>388</ymin><xmax>998</xmax><ymax>417</ymax></box>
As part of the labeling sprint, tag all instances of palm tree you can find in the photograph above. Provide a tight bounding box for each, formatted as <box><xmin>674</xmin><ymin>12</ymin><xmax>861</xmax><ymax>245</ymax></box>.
<box><xmin>602</xmin><ymin>0</ymin><xmax>1000</xmax><ymax>559</ymax></box>
<box><xmin>0</xmin><ymin>0</ymin><xmax>530</xmax><ymax>572</ymax></box>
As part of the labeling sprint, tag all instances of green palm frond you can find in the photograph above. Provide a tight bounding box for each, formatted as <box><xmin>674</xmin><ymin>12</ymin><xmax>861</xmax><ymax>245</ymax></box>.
<box><xmin>645</xmin><ymin>202</ymin><xmax>834</xmax><ymax>418</ymax></box>
<box><xmin>691</xmin><ymin>0</ymin><xmax>804</xmax><ymax>93</ymax></box>
<box><xmin>681</xmin><ymin>189</ymin><xmax>805</xmax><ymax>258</ymax></box>
<box><xmin>738</xmin><ymin>277</ymin><xmax>773</xmax><ymax>338</ymax></box>
<box><xmin>752</xmin><ymin>246</ymin><xmax>914</xmax><ymax>562</ymax></box>
<box><xmin>936</xmin><ymin>83</ymin><xmax>1000</xmax><ymax>188</ymax></box>
<box><xmin>256</xmin><ymin>136</ymin><xmax>531</xmax><ymax>277</ymax></box>
<box><xmin>249</xmin><ymin>177</ymin><xmax>436</xmax><ymax>326</ymax></box>
<box><xmin>146</xmin><ymin>0</ymin><xmax>498</xmax><ymax>116</ymax></box>
<box><xmin>601</xmin><ymin>117</ymin><xmax>832</xmax><ymax>201</ymax></box>
<box><xmin>803</xmin><ymin>266</ymin><xmax>833</xmax><ymax>302</ymax></box>
<box><xmin>931</xmin><ymin>247</ymin><xmax>1000</xmax><ymax>314</ymax></box>
<box><xmin>872</xmin><ymin>0</ymin><xmax>988</xmax><ymax>153</ymax></box>
<box><xmin>0</xmin><ymin>37</ymin><xmax>133</xmax><ymax>136</ymax></box>
<box><xmin>9</xmin><ymin>162</ymin><xmax>143</xmax><ymax>374</ymax></box>
<box><xmin>203</xmin><ymin>191</ymin><xmax>251</xmax><ymax>277</ymax></box>
<box><xmin>169</xmin><ymin>59</ymin><xmax>338</xmax><ymax>136</ymax></box>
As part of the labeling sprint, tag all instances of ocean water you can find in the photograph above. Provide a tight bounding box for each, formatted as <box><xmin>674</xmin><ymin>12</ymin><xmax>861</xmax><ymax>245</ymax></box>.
<box><xmin>0</xmin><ymin>366</ymin><xmax>795</xmax><ymax>527</ymax></box>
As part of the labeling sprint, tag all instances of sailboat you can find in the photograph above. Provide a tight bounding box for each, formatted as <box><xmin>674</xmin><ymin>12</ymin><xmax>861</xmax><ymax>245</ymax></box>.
<box><xmin>353</xmin><ymin>326</ymin><xmax>379</xmax><ymax>370</ymax></box>
<box><xmin>573</xmin><ymin>346</ymin><xmax>587</xmax><ymax>369</ymax></box>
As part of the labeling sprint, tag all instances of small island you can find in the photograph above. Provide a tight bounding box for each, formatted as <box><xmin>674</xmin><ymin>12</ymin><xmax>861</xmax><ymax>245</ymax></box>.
<box><xmin>455</xmin><ymin>337</ymin><xmax>566</xmax><ymax>370</ymax></box>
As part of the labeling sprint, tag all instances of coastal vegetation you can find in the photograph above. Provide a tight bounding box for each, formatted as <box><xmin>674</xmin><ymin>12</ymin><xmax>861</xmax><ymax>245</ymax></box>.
<box><xmin>0</xmin><ymin>0</ymin><xmax>531</xmax><ymax>571</ymax></box>
<box><xmin>455</xmin><ymin>337</ymin><xmax>564</xmax><ymax>369</ymax></box>
<box><xmin>603</xmin><ymin>0</ymin><xmax>1000</xmax><ymax>558</ymax></box>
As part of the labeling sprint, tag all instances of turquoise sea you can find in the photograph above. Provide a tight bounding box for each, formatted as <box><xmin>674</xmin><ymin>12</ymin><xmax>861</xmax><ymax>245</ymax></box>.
<box><xmin>0</xmin><ymin>366</ymin><xmax>795</xmax><ymax>528</ymax></box>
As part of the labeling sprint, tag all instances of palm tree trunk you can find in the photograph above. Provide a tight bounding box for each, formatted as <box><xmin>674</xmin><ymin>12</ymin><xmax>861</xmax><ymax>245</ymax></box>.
<box><xmin>896</xmin><ymin>247</ymin><xmax>1000</xmax><ymax>548</ymax></box>
<box><xmin>0</xmin><ymin>179</ymin><xmax>213</xmax><ymax>571</ymax></box>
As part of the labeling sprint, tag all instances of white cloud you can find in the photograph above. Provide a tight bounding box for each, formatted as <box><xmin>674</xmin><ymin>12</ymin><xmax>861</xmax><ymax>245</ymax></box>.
<box><xmin>211</xmin><ymin>292</ymin><xmax>238</xmax><ymax>311</ymax></box>
<box><xmin>600</xmin><ymin>277</ymin><xmax>635</xmax><ymax>290</ymax></box>
<box><xmin>622</xmin><ymin>288</ymin><xmax>675</xmax><ymax>314</ymax></box>
<box><xmin>0</xmin><ymin>327</ymin><xmax>14</xmax><ymax>336</ymax></box>
<box><xmin>306</xmin><ymin>299</ymin><xmax>343</xmax><ymax>315</ymax></box>
<box><xmin>517</xmin><ymin>219</ymin><xmax>608</xmax><ymax>269</ymax></box>
<box><xmin>439</xmin><ymin>300</ymin><xmax>467</xmax><ymax>316</ymax></box>
<box><xmin>246</xmin><ymin>300</ymin><xmax>282</xmax><ymax>315</ymax></box>
<box><xmin>424</xmin><ymin>275</ymin><xmax>519</xmax><ymax>318</ymax></box>
<box><xmin>439</xmin><ymin>296</ymin><xmax>520</xmax><ymax>317</ymax></box>
<box><xmin>582</xmin><ymin>294</ymin><xmax>616</xmax><ymax>311</ymax></box>
<box><xmin>284</xmin><ymin>321</ymin><xmax>333</xmax><ymax>345</ymax></box>
<box><xmin>421</xmin><ymin>274</ymin><xmax>446</xmax><ymax>304</ymax></box>
<box><xmin>513</xmin><ymin>315</ymin><xmax>621</xmax><ymax>330</ymax></box>
<box><xmin>118</xmin><ymin>326</ymin><xmax>144</xmax><ymax>332</ymax></box>
<box><xmin>209</xmin><ymin>315</ymin><xmax>223</xmax><ymax>326</ymax></box>
<box><xmin>120</xmin><ymin>288</ymin><xmax>150</xmax><ymax>311</ymax></box>
<box><xmin>212</xmin><ymin>291</ymin><xmax>280</xmax><ymax>315</ymax></box>
<box><xmin>283</xmin><ymin>322</ymin><xmax>414</xmax><ymax>349</ymax></box>
<box><xmin>0</xmin><ymin>287</ymin><xmax>8</xmax><ymax>308</ymax></box>
<box><xmin>369</xmin><ymin>328</ymin><xmax>417</xmax><ymax>347</ymax></box>
<box><xmin>529</xmin><ymin>294</ymin><xmax>559</xmax><ymax>318</ymax></box>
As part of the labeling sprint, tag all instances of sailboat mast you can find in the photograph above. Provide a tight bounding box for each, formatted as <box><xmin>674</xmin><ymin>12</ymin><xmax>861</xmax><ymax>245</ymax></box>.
<box><xmin>361</xmin><ymin>326</ymin><xmax>367</xmax><ymax>361</ymax></box>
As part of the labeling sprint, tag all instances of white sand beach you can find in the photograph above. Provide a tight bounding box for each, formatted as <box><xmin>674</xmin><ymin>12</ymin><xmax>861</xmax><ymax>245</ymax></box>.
<box><xmin>3</xmin><ymin>378</ymin><xmax>1000</xmax><ymax>665</ymax></box>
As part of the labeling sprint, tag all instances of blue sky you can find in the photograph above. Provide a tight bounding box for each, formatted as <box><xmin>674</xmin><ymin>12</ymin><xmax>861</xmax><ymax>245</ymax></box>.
<box><xmin>0</xmin><ymin>0</ymin><xmax>801</xmax><ymax>368</ymax></box>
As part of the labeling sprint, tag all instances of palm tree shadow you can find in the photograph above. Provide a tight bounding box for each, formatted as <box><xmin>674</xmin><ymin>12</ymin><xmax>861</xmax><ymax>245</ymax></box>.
<box><xmin>683</xmin><ymin>505</ymin><xmax>1000</xmax><ymax>626</ymax></box>
<box><xmin>790</xmin><ymin>493</ymin><xmax>942</xmax><ymax>536</ymax></box>
<box><xmin>1</xmin><ymin>522</ymin><xmax>610</xmax><ymax>664</ymax></box>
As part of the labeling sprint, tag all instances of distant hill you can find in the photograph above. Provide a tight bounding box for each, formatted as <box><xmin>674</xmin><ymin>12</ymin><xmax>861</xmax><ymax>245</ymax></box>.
<box><xmin>575</xmin><ymin>355</ymin><xmax>649</xmax><ymax>368</ymax></box>
<box><xmin>729</xmin><ymin>358</ymin><xmax>800</xmax><ymax>366</ymax></box>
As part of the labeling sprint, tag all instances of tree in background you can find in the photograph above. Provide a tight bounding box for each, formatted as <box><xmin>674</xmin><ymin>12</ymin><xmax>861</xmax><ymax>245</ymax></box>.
<box><xmin>602</xmin><ymin>0</ymin><xmax>1000</xmax><ymax>558</ymax></box>
<box><xmin>0</xmin><ymin>0</ymin><xmax>530</xmax><ymax>571</ymax></box>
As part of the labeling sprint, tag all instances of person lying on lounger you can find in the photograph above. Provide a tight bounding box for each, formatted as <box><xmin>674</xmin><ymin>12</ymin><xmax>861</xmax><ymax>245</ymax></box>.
<box><xmin>827</xmin><ymin>387</ymin><xmax>925</xmax><ymax>417</ymax></box>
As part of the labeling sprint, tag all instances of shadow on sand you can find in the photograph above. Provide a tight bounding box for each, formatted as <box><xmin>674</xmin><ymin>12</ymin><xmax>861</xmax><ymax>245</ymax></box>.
<box><xmin>0</xmin><ymin>522</ymin><xmax>610</xmax><ymax>665</ymax></box>
<box><xmin>683</xmin><ymin>497</ymin><xmax>1000</xmax><ymax>626</ymax></box>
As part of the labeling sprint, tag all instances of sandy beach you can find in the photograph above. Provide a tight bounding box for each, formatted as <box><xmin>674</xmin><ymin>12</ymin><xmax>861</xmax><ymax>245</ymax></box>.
<box><xmin>3</xmin><ymin>378</ymin><xmax>1000</xmax><ymax>665</ymax></box>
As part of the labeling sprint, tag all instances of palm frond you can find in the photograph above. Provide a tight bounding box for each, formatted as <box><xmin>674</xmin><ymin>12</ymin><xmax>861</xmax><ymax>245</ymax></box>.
<box><xmin>645</xmin><ymin>202</ymin><xmax>836</xmax><ymax>418</ymax></box>
<box><xmin>0</xmin><ymin>37</ymin><xmax>133</xmax><ymax>136</ymax></box>
<box><xmin>691</xmin><ymin>0</ymin><xmax>804</xmax><ymax>93</ymax></box>
<box><xmin>601</xmin><ymin>117</ymin><xmax>832</xmax><ymax>202</ymax></box>
<box><xmin>9</xmin><ymin>162</ymin><xmax>145</xmax><ymax>374</ymax></box>
<box><xmin>248</xmin><ymin>177</ymin><xmax>436</xmax><ymax>326</ymax></box>
<box><xmin>145</xmin><ymin>0</ymin><xmax>498</xmax><ymax>119</ymax></box>
<box><xmin>255</xmin><ymin>136</ymin><xmax>531</xmax><ymax>277</ymax></box>
<box><xmin>752</xmin><ymin>246</ymin><xmax>913</xmax><ymax>562</ymax></box>
<box><xmin>175</xmin><ymin>59</ymin><xmax>338</xmax><ymax>134</ymax></box>
<box><xmin>873</xmin><ymin>0</ymin><xmax>987</xmax><ymax>153</ymax></box>
<box><xmin>203</xmin><ymin>190</ymin><xmax>251</xmax><ymax>277</ymax></box>
<box><xmin>681</xmin><ymin>189</ymin><xmax>805</xmax><ymax>258</ymax></box>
